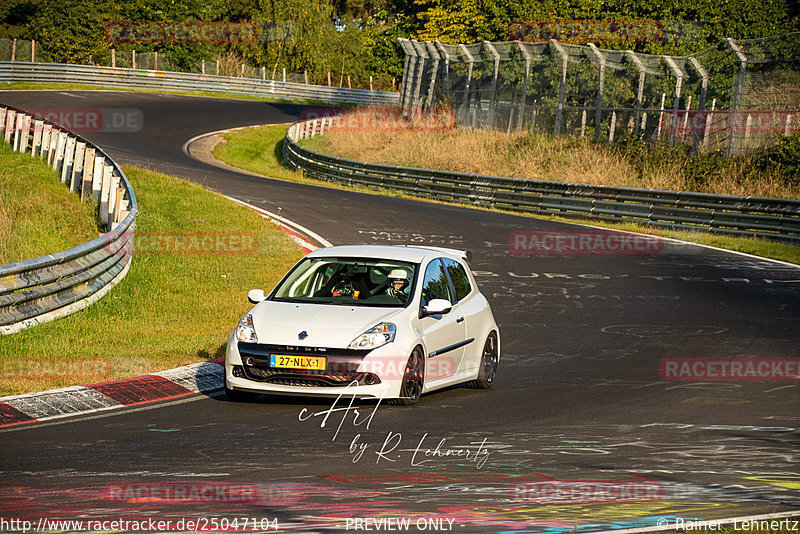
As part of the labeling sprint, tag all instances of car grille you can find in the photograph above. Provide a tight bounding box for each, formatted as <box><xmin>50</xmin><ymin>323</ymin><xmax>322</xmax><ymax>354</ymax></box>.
<box><xmin>237</xmin><ymin>343</ymin><xmax>379</xmax><ymax>387</ymax></box>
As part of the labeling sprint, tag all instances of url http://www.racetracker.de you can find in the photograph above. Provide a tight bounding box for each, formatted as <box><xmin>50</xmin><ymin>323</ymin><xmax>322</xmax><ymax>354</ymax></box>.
<box><xmin>0</xmin><ymin>516</ymin><xmax>280</xmax><ymax>532</ymax></box>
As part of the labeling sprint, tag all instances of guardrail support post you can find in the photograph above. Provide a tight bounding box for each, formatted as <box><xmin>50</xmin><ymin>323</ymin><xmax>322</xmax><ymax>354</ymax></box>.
<box><xmin>71</xmin><ymin>141</ymin><xmax>86</xmax><ymax>193</ymax></box>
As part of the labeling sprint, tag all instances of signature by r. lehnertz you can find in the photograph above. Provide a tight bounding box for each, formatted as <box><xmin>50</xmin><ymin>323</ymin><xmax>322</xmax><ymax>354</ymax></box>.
<box><xmin>297</xmin><ymin>382</ymin><xmax>491</xmax><ymax>468</ymax></box>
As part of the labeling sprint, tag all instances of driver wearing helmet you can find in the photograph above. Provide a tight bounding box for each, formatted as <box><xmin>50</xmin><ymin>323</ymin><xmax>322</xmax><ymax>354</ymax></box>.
<box><xmin>332</xmin><ymin>279</ymin><xmax>356</xmax><ymax>297</ymax></box>
<box><xmin>386</xmin><ymin>269</ymin><xmax>409</xmax><ymax>301</ymax></box>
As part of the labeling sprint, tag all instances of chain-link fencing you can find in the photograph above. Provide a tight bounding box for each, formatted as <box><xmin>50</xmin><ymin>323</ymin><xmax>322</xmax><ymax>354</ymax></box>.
<box><xmin>399</xmin><ymin>33</ymin><xmax>800</xmax><ymax>156</ymax></box>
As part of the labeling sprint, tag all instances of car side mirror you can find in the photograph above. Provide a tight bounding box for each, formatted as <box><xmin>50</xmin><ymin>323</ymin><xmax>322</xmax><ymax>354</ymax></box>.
<box><xmin>248</xmin><ymin>289</ymin><xmax>266</xmax><ymax>304</ymax></box>
<box><xmin>421</xmin><ymin>298</ymin><xmax>452</xmax><ymax>318</ymax></box>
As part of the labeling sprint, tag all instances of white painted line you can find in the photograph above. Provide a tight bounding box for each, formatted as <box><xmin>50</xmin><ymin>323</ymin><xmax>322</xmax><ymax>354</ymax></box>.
<box><xmin>223</xmin><ymin>195</ymin><xmax>333</xmax><ymax>248</ymax></box>
<box><xmin>573</xmin><ymin>219</ymin><xmax>800</xmax><ymax>269</ymax></box>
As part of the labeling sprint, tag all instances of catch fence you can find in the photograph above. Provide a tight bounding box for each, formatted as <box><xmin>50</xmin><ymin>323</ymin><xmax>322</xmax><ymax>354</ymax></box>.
<box><xmin>398</xmin><ymin>33</ymin><xmax>800</xmax><ymax>156</ymax></box>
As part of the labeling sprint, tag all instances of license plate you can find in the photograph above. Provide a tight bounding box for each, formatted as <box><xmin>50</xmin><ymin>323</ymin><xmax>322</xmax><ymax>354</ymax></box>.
<box><xmin>269</xmin><ymin>354</ymin><xmax>326</xmax><ymax>370</ymax></box>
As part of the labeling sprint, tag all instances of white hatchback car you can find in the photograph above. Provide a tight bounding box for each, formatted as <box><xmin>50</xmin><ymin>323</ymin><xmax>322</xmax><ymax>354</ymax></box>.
<box><xmin>225</xmin><ymin>245</ymin><xmax>500</xmax><ymax>405</ymax></box>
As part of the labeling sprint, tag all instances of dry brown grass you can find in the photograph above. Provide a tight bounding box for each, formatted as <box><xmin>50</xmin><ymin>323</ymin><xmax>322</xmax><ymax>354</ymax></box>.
<box><xmin>310</xmin><ymin>112</ymin><xmax>800</xmax><ymax>199</ymax></box>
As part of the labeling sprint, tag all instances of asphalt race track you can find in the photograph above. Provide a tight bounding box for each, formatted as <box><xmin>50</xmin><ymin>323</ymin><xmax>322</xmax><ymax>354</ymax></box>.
<box><xmin>1</xmin><ymin>91</ymin><xmax>799</xmax><ymax>533</ymax></box>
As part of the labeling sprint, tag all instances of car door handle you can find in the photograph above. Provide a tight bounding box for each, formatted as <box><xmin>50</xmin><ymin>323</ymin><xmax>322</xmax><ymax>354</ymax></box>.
<box><xmin>456</xmin><ymin>316</ymin><xmax>464</xmax><ymax>323</ymax></box>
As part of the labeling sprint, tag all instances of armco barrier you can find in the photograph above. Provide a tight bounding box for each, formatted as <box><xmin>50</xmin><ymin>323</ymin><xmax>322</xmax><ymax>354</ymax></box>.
<box><xmin>0</xmin><ymin>62</ymin><xmax>400</xmax><ymax>107</ymax></box>
<box><xmin>0</xmin><ymin>105</ymin><xmax>137</xmax><ymax>334</ymax></box>
<box><xmin>283</xmin><ymin>117</ymin><xmax>800</xmax><ymax>244</ymax></box>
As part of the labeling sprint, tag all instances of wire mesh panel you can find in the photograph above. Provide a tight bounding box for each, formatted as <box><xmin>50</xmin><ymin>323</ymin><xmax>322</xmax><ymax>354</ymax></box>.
<box><xmin>398</xmin><ymin>33</ymin><xmax>800</xmax><ymax>156</ymax></box>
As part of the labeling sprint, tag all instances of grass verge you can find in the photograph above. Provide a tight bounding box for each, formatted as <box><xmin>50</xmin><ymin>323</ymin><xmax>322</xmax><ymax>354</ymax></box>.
<box><xmin>0</xmin><ymin>81</ymin><xmax>355</xmax><ymax>107</ymax></box>
<box><xmin>0</xmin><ymin>142</ymin><xmax>99</xmax><ymax>264</ymax></box>
<box><xmin>0</xmin><ymin>165</ymin><xmax>303</xmax><ymax>396</ymax></box>
<box><xmin>306</xmin><ymin>125</ymin><xmax>800</xmax><ymax>199</ymax></box>
<box><xmin>213</xmin><ymin>124</ymin><xmax>800</xmax><ymax>265</ymax></box>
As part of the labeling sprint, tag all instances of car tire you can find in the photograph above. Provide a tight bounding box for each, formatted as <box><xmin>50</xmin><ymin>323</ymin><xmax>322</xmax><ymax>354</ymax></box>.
<box><xmin>391</xmin><ymin>347</ymin><xmax>425</xmax><ymax>406</ymax></box>
<box><xmin>225</xmin><ymin>382</ymin><xmax>261</xmax><ymax>402</ymax></box>
<box><xmin>469</xmin><ymin>332</ymin><xmax>498</xmax><ymax>389</ymax></box>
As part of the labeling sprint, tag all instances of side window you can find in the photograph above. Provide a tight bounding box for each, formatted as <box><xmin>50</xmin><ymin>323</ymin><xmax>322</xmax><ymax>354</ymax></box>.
<box><xmin>443</xmin><ymin>258</ymin><xmax>472</xmax><ymax>302</ymax></box>
<box><xmin>420</xmin><ymin>259</ymin><xmax>453</xmax><ymax>307</ymax></box>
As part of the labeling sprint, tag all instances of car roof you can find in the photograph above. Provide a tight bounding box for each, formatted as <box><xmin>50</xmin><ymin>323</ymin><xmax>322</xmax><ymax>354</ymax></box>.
<box><xmin>305</xmin><ymin>244</ymin><xmax>465</xmax><ymax>263</ymax></box>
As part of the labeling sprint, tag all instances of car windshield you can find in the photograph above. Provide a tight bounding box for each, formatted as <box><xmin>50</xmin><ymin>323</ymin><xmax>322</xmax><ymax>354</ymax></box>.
<box><xmin>271</xmin><ymin>257</ymin><xmax>418</xmax><ymax>307</ymax></box>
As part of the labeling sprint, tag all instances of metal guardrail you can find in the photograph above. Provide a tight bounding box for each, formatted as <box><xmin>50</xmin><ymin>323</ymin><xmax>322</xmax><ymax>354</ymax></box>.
<box><xmin>0</xmin><ymin>105</ymin><xmax>138</xmax><ymax>334</ymax></box>
<box><xmin>283</xmin><ymin>117</ymin><xmax>800</xmax><ymax>244</ymax></box>
<box><xmin>0</xmin><ymin>61</ymin><xmax>401</xmax><ymax>107</ymax></box>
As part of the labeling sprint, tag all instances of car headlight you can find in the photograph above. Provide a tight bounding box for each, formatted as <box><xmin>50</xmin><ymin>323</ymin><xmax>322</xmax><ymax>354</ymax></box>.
<box><xmin>236</xmin><ymin>313</ymin><xmax>258</xmax><ymax>343</ymax></box>
<box><xmin>348</xmin><ymin>323</ymin><xmax>396</xmax><ymax>350</ymax></box>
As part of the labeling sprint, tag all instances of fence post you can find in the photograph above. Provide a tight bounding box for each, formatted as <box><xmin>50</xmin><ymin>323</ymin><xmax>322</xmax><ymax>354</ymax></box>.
<box><xmin>703</xmin><ymin>97</ymin><xmax>716</xmax><ymax>147</ymax></box>
<box><xmin>726</xmin><ymin>38</ymin><xmax>747</xmax><ymax>158</ymax></box>
<box><xmin>410</xmin><ymin>40</ymin><xmax>428</xmax><ymax>115</ymax></box>
<box><xmin>435</xmin><ymin>40</ymin><xmax>451</xmax><ymax>103</ymax></box>
<box><xmin>609</xmin><ymin>111</ymin><xmax>617</xmax><ymax>142</ymax></box>
<box><xmin>11</xmin><ymin>39</ymin><xmax>15</xmax><ymax>62</ymax></box>
<box><xmin>663</xmin><ymin>56</ymin><xmax>684</xmax><ymax>147</ymax></box>
<box><xmin>580</xmin><ymin>109</ymin><xmax>587</xmax><ymax>137</ymax></box>
<box><xmin>689</xmin><ymin>56</ymin><xmax>709</xmax><ymax>154</ymax></box>
<box><xmin>398</xmin><ymin>39</ymin><xmax>416</xmax><ymax>114</ymax></box>
<box><xmin>516</xmin><ymin>42</ymin><xmax>532</xmax><ymax>132</ymax></box>
<box><xmin>424</xmin><ymin>41</ymin><xmax>441</xmax><ymax>112</ymax></box>
<box><xmin>588</xmin><ymin>43</ymin><xmax>606</xmax><ymax>140</ymax></box>
<box><xmin>550</xmin><ymin>40</ymin><xmax>569</xmax><ymax>137</ymax></box>
<box><xmin>154</xmin><ymin>51</ymin><xmax>158</xmax><ymax>70</ymax></box>
<box><xmin>31</xmin><ymin>40</ymin><xmax>35</xmax><ymax>62</ymax></box>
<box><xmin>216</xmin><ymin>60</ymin><xmax>219</xmax><ymax>75</ymax></box>
<box><xmin>132</xmin><ymin>50</ymin><xmax>136</xmax><ymax>69</ymax></box>
<box><xmin>484</xmin><ymin>41</ymin><xmax>501</xmax><ymax>129</ymax></box>
<box><xmin>459</xmin><ymin>44</ymin><xmax>475</xmax><ymax>126</ymax></box>
<box><xmin>625</xmin><ymin>51</ymin><xmax>648</xmax><ymax>136</ymax></box>
<box><xmin>112</xmin><ymin>48</ymin><xmax>116</xmax><ymax>68</ymax></box>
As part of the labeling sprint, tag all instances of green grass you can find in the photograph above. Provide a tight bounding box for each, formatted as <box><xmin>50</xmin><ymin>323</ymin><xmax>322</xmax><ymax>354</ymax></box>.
<box><xmin>0</xmin><ymin>165</ymin><xmax>303</xmax><ymax>396</ymax></box>
<box><xmin>0</xmin><ymin>142</ymin><xmax>100</xmax><ymax>264</ymax></box>
<box><xmin>0</xmin><ymin>81</ymin><xmax>355</xmax><ymax>107</ymax></box>
<box><xmin>214</xmin><ymin>125</ymin><xmax>800</xmax><ymax>266</ymax></box>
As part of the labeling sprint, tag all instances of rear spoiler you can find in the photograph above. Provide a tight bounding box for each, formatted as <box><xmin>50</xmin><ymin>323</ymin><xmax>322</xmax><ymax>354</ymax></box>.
<box><xmin>401</xmin><ymin>245</ymin><xmax>472</xmax><ymax>265</ymax></box>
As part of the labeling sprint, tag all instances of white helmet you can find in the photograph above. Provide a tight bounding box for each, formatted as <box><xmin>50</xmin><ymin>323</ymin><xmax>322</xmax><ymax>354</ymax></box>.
<box><xmin>388</xmin><ymin>269</ymin><xmax>407</xmax><ymax>281</ymax></box>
